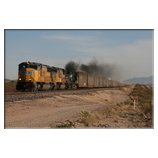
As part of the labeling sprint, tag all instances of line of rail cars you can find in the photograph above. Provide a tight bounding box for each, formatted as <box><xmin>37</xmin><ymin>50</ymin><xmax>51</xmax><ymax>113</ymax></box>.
<box><xmin>16</xmin><ymin>61</ymin><xmax>131</xmax><ymax>91</ymax></box>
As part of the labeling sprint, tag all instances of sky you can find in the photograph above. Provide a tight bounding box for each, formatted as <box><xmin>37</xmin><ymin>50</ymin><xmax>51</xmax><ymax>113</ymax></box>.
<box><xmin>5</xmin><ymin>29</ymin><xmax>154</xmax><ymax>81</ymax></box>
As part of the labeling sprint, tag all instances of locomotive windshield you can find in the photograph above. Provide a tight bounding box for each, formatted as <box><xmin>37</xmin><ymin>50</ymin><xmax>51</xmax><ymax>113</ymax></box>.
<box><xmin>19</xmin><ymin>63</ymin><xmax>37</xmax><ymax>70</ymax></box>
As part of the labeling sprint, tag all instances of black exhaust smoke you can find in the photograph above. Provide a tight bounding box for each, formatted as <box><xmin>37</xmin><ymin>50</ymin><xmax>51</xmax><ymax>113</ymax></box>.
<box><xmin>65</xmin><ymin>61</ymin><xmax>79</xmax><ymax>73</ymax></box>
<box><xmin>65</xmin><ymin>58</ymin><xmax>122</xmax><ymax>80</ymax></box>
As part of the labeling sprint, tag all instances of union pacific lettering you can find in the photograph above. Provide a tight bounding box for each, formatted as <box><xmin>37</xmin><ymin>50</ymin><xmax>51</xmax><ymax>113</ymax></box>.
<box><xmin>19</xmin><ymin>71</ymin><xmax>35</xmax><ymax>75</ymax></box>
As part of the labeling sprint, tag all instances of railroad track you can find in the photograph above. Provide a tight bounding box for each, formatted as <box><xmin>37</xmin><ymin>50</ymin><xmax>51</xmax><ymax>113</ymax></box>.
<box><xmin>4</xmin><ymin>87</ymin><xmax>124</xmax><ymax>95</ymax></box>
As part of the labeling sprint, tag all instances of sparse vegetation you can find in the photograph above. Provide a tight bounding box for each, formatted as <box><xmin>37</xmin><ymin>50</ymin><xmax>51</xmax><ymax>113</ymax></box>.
<box><xmin>130</xmin><ymin>84</ymin><xmax>153</xmax><ymax>120</ymax></box>
<box><xmin>80</xmin><ymin>107</ymin><xmax>116</xmax><ymax>127</ymax></box>
<box><xmin>78</xmin><ymin>84</ymin><xmax>153</xmax><ymax>128</ymax></box>
<box><xmin>50</xmin><ymin>123</ymin><xmax>72</xmax><ymax>128</ymax></box>
<box><xmin>80</xmin><ymin>111</ymin><xmax>91</xmax><ymax>118</ymax></box>
<box><xmin>114</xmin><ymin>119</ymin><xmax>119</xmax><ymax>123</ymax></box>
<box><xmin>124</xmin><ymin>100</ymin><xmax>134</xmax><ymax>105</ymax></box>
<box><xmin>80</xmin><ymin>111</ymin><xmax>98</xmax><ymax>126</ymax></box>
<box><xmin>117</xmin><ymin>103</ymin><xmax>120</xmax><ymax>106</ymax></box>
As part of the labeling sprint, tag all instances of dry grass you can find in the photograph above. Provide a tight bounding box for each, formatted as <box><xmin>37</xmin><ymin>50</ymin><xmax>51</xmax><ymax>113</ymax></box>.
<box><xmin>80</xmin><ymin>107</ymin><xmax>116</xmax><ymax>127</ymax></box>
<box><xmin>80</xmin><ymin>111</ymin><xmax>98</xmax><ymax>126</ymax></box>
<box><xmin>50</xmin><ymin>123</ymin><xmax>72</xmax><ymax>128</ymax></box>
<box><xmin>79</xmin><ymin>84</ymin><xmax>153</xmax><ymax>128</ymax></box>
<box><xmin>130</xmin><ymin>84</ymin><xmax>153</xmax><ymax>120</ymax></box>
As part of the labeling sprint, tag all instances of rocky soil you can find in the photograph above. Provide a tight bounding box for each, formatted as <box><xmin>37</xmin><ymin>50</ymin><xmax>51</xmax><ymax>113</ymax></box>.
<box><xmin>5</xmin><ymin>88</ymin><xmax>119</xmax><ymax>102</ymax></box>
<box><xmin>5</xmin><ymin>86</ymin><xmax>136</xmax><ymax>128</ymax></box>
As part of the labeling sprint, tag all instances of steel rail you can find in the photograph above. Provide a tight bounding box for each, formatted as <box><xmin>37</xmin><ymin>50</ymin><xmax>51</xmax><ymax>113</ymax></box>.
<box><xmin>4</xmin><ymin>86</ymin><xmax>128</xmax><ymax>95</ymax></box>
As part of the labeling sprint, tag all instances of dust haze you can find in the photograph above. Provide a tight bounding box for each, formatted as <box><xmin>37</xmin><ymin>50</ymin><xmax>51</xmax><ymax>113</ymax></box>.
<box><xmin>65</xmin><ymin>58</ymin><xmax>123</xmax><ymax>81</ymax></box>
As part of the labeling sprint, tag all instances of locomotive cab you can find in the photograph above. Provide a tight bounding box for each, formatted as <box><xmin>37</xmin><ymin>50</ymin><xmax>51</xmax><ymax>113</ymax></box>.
<box><xmin>16</xmin><ymin>61</ymin><xmax>38</xmax><ymax>91</ymax></box>
<box><xmin>18</xmin><ymin>62</ymin><xmax>37</xmax><ymax>82</ymax></box>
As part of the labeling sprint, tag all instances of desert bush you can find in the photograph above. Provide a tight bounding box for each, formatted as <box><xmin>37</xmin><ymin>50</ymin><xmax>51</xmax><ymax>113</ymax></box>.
<box><xmin>114</xmin><ymin>119</ymin><xmax>119</xmax><ymax>123</ymax></box>
<box><xmin>117</xmin><ymin>103</ymin><xmax>120</xmax><ymax>106</ymax></box>
<box><xmin>130</xmin><ymin>84</ymin><xmax>153</xmax><ymax>120</ymax></box>
<box><xmin>124</xmin><ymin>100</ymin><xmax>133</xmax><ymax>105</ymax></box>
<box><xmin>80</xmin><ymin>111</ymin><xmax>91</xmax><ymax>118</ymax></box>
<box><xmin>51</xmin><ymin>124</ymin><xmax>72</xmax><ymax>128</ymax></box>
<box><xmin>81</xmin><ymin>116</ymin><xmax>98</xmax><ymax>126</ymax></box>
<box><xmin>80</xmin><ymin>111</ymin><xmax>99</xmax><ymax>126</ymax></box>
<box><xmin>98</xmin><ymin>108</ymin><xmax>115</xmax><ymax>116</ymax></box>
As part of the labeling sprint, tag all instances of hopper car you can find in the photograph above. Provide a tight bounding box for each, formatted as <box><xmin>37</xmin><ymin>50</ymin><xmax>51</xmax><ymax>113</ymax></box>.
<box><xmin>16</xmin><ymin>61</ymin><xmax>131</xmax><ymax>91</ymax></box>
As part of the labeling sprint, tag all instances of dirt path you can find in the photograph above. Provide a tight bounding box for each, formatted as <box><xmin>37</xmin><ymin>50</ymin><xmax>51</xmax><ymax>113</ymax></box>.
<box><xmin>5</xmin><ymin>86</ymin><xmax>134</xmax><ymax>128</ymax></box>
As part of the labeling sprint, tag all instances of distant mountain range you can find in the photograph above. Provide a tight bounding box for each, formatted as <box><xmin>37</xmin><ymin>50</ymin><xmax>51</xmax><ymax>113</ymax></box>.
<box><xmin>122</xmin><ymin>76</ymin><xmax>153</xmax><ymax>85</ymax></box>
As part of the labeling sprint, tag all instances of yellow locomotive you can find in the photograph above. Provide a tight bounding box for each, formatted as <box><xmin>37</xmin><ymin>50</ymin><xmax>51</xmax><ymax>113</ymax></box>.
<box><xmin>16</xmin><ymin>61</ymin><xmax>69</xmax><ymax>91</ymax></box>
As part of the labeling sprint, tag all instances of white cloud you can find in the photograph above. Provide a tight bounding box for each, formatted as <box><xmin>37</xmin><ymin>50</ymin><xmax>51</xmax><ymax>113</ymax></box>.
<box><xmin>43</xmin><ymin>35</ymin><xmax>153</xmax><ymax>60</ymax></box>
<box><xmin>42</xmin><ymin>35</ymin><xmax>95</xmax><ymax>45</ymax></box>
<box><xmin>76</xmin><ymin>39</ymin><xmax>153</xmax><ymax>58</ymax></box>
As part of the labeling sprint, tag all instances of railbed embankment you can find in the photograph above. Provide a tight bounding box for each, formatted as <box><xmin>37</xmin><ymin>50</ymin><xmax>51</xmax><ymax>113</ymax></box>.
<box><xmin>5</xmin><ymin>87</ymin><xmax>121</xmax><ymax>102</ymax></box>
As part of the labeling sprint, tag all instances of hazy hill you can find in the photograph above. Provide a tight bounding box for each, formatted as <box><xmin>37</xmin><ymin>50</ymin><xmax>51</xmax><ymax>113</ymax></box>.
<box><xmin>5</xmin><ymin>79</ymin><xmax>11</xmax><ymax>82</ymax></box>
<box><xmin>123</xmin><ymin>76</ymin><xmax>153</xmax><ymax>85</ymax></box>
<box><xmin>5</xmin><ymin>79</ymin><xmax>17</xmax><ymax>82</ymax></box>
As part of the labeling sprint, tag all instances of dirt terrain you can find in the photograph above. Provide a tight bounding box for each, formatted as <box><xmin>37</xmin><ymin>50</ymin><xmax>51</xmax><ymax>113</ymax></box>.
<box><xmin>4</xmin><ymin>81</ymin><xmax>17</xmax><ymax>92</ymax></box>
<box><xmin>5</xmin><ymin>86</ymin><xmax>134</xmax><ymax>128</ymax></box>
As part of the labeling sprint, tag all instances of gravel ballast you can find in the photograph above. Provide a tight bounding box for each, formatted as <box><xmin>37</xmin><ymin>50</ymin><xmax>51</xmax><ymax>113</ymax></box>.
<box><xmin>5</xmin><ymin>88</ymin><xmax>117</xmax><ymax>102</ymax></box>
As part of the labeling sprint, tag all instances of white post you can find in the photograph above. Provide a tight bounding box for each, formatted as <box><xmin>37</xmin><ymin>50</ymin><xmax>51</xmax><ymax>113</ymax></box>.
<box><xmin>134</xmin><ymin>96</ymin><xmax>135</xmax><ymax>109</ymax></box>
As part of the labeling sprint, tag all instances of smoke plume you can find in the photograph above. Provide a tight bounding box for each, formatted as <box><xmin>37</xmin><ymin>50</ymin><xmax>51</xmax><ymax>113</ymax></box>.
<box><xmin>65</xmin><ymin>58</ymin><xmax>122</xmax><ymax>80</ymax></box>
<box><xmin>65</xmin><ymin>61</ymin><xmax>79</xmax><ymax>73</ymax></box>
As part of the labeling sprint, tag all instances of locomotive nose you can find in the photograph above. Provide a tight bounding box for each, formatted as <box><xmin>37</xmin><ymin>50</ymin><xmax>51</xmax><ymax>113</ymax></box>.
<box><xmin>19</xmin><ymin>68</ymin><xmax>35</xmax><ymax>82</ymax></box>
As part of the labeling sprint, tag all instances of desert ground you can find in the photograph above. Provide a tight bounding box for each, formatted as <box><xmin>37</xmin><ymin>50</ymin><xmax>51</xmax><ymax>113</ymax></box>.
<box><xmin>4</xmin><ymin>83</ymin><xmax>153</xmax><ymax>128</ymax></box>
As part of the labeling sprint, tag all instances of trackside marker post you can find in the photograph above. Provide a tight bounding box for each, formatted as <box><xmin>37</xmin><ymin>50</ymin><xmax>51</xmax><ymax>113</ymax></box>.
<box><xmin>134</xmin><ymin>96</ymin><xmax>135</xmax><ymax>109</ymax></box>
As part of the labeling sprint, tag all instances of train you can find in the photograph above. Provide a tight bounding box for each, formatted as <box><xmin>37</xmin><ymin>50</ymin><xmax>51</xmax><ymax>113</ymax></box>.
<box><xmin>16</xmin><ymin>61</ymin><xmax>131</xmax><ymax>91</ymax></box>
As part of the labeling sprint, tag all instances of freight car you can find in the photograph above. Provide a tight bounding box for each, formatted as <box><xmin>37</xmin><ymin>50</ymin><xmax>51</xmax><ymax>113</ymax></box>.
<box><xmin>16</xmin><ymin>61</ymin><xmax>131</xmax><ymax>91</ymax></box>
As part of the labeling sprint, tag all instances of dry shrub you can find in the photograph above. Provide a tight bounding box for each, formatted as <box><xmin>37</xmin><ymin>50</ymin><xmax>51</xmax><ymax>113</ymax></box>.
<box><xmin>50</xmin><ymin>123</ymin><xmax>72</xmax><ymax>128</ymax></box>
<box><xmin>114</xmin><ymin>119</ymin><xmax>119</xmax><ymax>123</ymax></box>
<box><xmin>80</xmin><ymin>111</ymin><xmax>98</xmax><ymax>126</ymax></box>
<box><xmin>81</xmin><ymin>116</ymin><xmax>98</xmax><ymax>126</ymax></box>
<box><xmin>117</xmin><ymin>103</ymin><xmax>120</xmax><ymax>106</ymax></box>
<box><xmin>114</xmin><ymin>105</ymin><xmax>122</xmax><ymax>111</ymax></box>
<box><xmin>116</xmin><ymin>102</ymin><xmax>124</xmax><ymax>107</ymax></box>
<box><xmin>124</xmin><ymin>100</ymin><xmax>133</xmax><ymax>105</ymax></box>
<box><xmin>80</xmin><ymin>111</ymin><xmax>91</xmax><ymax>118</ymax></box>
<box><xmin>130</xmin><ymin>84</ymin><xmax>153</xmax><ymax>122</ymax></box>
<box><xmin>98</xmin><ymin>107</ymin><xmax>115</xmax><ymax>117</ymax></box>
<box><xmin>140</xmin><ymin>103</ymin><xmax>153</xmax><ymax>119</ymax></box>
